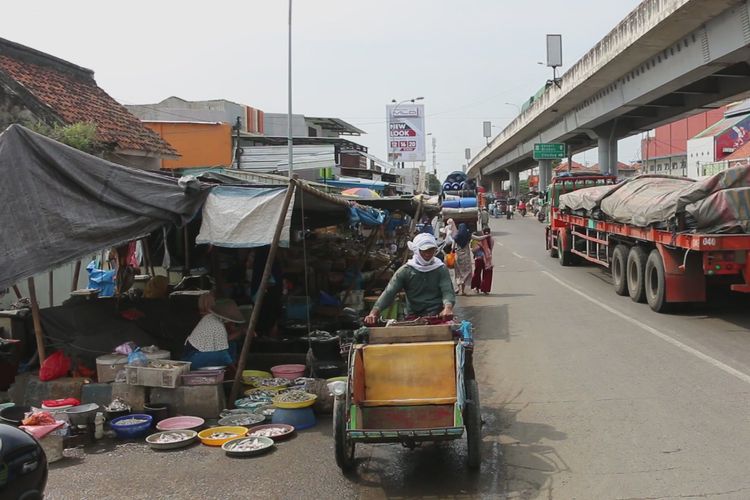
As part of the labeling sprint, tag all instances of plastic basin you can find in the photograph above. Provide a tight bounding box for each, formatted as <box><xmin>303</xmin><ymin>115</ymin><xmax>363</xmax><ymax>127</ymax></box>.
<box><xmin>110</xmin><ymin>414</ymin><xmax>153</xmax><ymax>439</ymax></box>
<box><xmin>242</xmin><ymin>370</ymin><xmax>272</xmax><ymax>380</ymax></box>
<box><xmin>0</xmin><ymin>405</ymin><xmax>30</xmax><ymax>426</ymax></box>
<box><xmin>198</xmin><ymin>426</ymin><xmax>249</xmax><ymax>446</ymax></box>
<box><xmin>271</xmin><ymin>364</ymin><xmax>305</xmax><ymax>380</ymax></box>
<box><xmin>64</xmin><ymin>403</ymin><xmax>100</xmax><ymax>426</ymax></box>
<box><xmin>156</xmin><ymin>416</ymin><xmax>205</xmax><ymax>431</ymax></box>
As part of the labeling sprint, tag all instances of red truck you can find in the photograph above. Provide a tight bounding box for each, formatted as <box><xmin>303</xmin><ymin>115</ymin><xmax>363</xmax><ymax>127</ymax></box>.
<box><xmin>545</xmin><ymin>173</ymin><xmax>750</xmax><ymax>312</ymax></box>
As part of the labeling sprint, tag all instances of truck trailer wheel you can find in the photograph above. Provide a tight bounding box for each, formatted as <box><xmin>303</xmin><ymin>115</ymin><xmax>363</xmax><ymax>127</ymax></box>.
<box><xmin>558</xmin><ymin>231</ymin><xmax>574</xmax><ymax>266</ymax></box>
<box><xmin>611</xmin><ymin>245</ymin><xmax>629</xmax><ymax>296</ymax></box>
<box><xmin>626</xmin><ymin>246</ymin><xmax>648</xmax><ymax>303</ymax></box>
<box><xmin>547</xmin><ymin>231</ymin><xmax>558</xmax><ymax>258</ymax></box>
<box><xmin>645</xmin><ymin>249</ymin><xmax>670</xmax><ymax>312</ymax></box>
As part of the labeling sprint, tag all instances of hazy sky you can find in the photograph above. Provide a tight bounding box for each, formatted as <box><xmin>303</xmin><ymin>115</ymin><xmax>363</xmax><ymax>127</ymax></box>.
<box><xmin>4</xmin><ymin>0</ymin><xmax>644</xmax><ymax>177</ymax></box>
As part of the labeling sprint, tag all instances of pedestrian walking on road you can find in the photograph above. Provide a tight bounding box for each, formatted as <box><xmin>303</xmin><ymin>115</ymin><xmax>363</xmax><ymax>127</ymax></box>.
<box><xmin>480</xmin><ymin>207</ymin><xmax>490</xmax><ymax>231</ymax></box>
<box><xmin>471</xmin><ymin>227</ymin><xmax>494</xmax><ymax>294</ymax></box>
<box><xmin>451</xmin><ymin>220</ymin><xmax>473</xmax><ymax>295</ymax></box>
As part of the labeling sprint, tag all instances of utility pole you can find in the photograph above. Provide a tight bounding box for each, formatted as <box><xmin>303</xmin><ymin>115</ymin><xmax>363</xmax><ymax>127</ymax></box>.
<box><xmin>431</xmin><ymin>136</ymin><xmax>437</xmax><ymax>175</ymax></box>
<box><xmin>287</xmin><ymin>0</ymin><xmax>293</xmax><ymax>179</ymax></box>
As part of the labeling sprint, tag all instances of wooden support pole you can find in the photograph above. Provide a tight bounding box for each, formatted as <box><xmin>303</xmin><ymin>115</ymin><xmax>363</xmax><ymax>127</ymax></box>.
<box><xmin>71</xmin><ymin>260</ymin><xmax>82</xmax><ymax>292</ymax></box>
<box><xmin>27</xmin><ymin>277</ymin><xmax>47</xmax><ymax>364</ymax></box>
<box><xmin>12</xmin><ymin>285</ymin><xmax>22</xmax><ymax>300</ymax></box>
<box><xmin>48</xmin><ymin>271</ymin><xmax>54</xmax><ymax>307</ymax></box>
<box><xmin>229</xmin><ymin>180</ymin><xmax>297</xmax><ymax>406</ymax></box>
<box><xmin>142</xmin><ymin>238</ymin><xmax>156</xmax><ymax>277</ymax></box>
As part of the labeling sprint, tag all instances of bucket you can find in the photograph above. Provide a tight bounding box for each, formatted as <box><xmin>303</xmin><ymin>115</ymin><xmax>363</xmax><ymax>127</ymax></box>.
<box><xmin>270</xmin><ymin>364</ymin><xmax>306</xmax><ymax>380</ymax></box>
<box><xmin>144</xmin><ymin>403</ymin><xmax>171</xmax><ymax>423</ymax></box>
<box><xmin>271</xmin><ymin>407</ymin><xmax>316</xmax><ymax>430</ymax></box>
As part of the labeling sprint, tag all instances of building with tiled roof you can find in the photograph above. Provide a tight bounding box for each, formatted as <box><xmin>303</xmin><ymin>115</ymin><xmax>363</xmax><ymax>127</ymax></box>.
<box><xmin>0</xmin><ymin>37</ymin><xmax>177</xmax><ymax>169</ymax></box>
<box><xmin>589</xmin><ymin>161</ymin><xmax>641</xmax><ymax>178</ymax></box>
<box><xmin>553</xmin><ymin>160</ymin><xmax>595</xmax><ymax>173</ymax></box>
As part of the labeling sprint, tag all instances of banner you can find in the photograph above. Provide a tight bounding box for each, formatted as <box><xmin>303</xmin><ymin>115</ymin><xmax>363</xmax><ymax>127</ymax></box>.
<box><xmin>387</xmin><ymin>104</ymin><xmax>426</xmax><ymax>163</ymax></box>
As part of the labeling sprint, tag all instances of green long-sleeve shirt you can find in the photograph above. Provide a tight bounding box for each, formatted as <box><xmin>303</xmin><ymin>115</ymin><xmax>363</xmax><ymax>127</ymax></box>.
<box><xmin>374</xmin><ymin>264</ymin><xmax>455</xmax><ymax>316</ymax></box>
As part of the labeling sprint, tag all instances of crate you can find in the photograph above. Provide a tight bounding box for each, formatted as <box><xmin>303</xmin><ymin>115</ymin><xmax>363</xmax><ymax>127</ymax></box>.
<box><xmin>96</xmin><ymin>354</ymin><xmax>128</xmax><ymax>383</ymax></box>
<box><xmin>126</xmin><ymin>361</ymin><xmax>191</xmax><ymax>388</ymax></box>
<box><xmin>180</xmin><ymin>369</ymin><xmax>225</xmax><ymax>386</ymax></box>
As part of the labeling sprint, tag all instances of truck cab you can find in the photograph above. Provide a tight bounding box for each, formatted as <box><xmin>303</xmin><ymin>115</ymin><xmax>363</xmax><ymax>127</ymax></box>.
<box><xmin>545</xmin><ymin>173</ymin><xmax>617</xmax><ymax>256</ymax></box>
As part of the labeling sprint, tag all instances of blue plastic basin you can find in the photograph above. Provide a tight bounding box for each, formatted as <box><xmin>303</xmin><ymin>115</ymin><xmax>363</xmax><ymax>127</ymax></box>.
<box><xmin>110</xmin><ymin>413</ymin><xmax>153</xmax><ymax>439</ymax></box>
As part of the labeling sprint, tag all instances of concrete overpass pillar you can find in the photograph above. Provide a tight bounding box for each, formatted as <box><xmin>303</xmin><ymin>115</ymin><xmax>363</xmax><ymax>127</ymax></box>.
<box><xmin>597</xmin><ymin>136</ymin><xmax>611</xmax><ymax>175</ymax></box>
<box><xmin>510</xmin><ymin>170</ymin><xmax>520</xmax><ymax>197</ymax></box>
<box><xmin>490</xmin><ymin>178</ymin><xmax>498</xmax><ymax>194</ymax></box>
<box><xmin>595</xmin><ymin>124</ymin><xmax>619</xmax><ymax>176</ymax></box>
<box><xmin>609</xmin><ymin>139</ymin><xmax>618</xmax><ymax>177</ymax></box>
<box><xmin>538</xmin><ymin>160</ymin><xmax>552</xmax><ymax>191</ymax></box>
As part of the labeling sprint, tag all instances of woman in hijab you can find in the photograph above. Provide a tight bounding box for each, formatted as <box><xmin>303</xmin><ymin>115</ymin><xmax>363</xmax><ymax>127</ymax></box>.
<box><xmin>471</xmin><ymin>226</ymin><xmax>494</xmax><ymax>294</ymax></box>
<box><xmin>364</xmin><ymin>233</ymin><xmax>455</xmax><ymax>325</ymax></box>
<box><xmin>452</xmin><ymin>222</ymin><xmax>473</xmax><ymax>295</ymax></box>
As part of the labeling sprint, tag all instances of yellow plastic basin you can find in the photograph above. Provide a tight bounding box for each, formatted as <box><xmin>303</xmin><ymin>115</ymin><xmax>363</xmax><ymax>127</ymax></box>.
<box><xmin>197</xmin><ymin>426</ymin><xmax>248</xmax><ymax>446</ymax></box>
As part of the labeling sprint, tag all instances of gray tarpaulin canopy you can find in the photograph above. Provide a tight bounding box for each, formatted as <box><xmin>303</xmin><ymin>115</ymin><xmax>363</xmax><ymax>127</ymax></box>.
<box><xmin>0</xmin><ymin>124</ymin><xmax>211</xmax><ymax>290</ymax></box>
<box><xmin>558</xmin><ymin>166</ymin><xmax>750</xmax><ymax>233</ymax></box>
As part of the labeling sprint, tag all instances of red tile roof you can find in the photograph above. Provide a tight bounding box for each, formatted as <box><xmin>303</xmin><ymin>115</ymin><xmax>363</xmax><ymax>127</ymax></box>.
<box><xmin>554</xmin><ymin>160</ymin><xmax>594</xmax><ymax>172</ymax></box>
<box><xmin>0</xmin><ymin>39</ymin><xmax>177</xmax><ymax>157</ymax></box>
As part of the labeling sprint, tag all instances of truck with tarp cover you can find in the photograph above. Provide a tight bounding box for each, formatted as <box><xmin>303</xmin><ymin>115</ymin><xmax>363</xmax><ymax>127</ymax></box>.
<box><xmin>546</xmin><ymin>166</ymin><xmax>750</xmax><ymax>312</ymax></box>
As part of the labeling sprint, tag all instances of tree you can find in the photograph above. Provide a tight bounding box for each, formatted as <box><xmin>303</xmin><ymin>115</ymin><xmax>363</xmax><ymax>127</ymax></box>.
<box><xmin>426</xmin><ymin>173</ymin><xmax>442</xmax><ymax>194</ymax></box>
<box><xmin>28</xmin><ymin>121</ymin><xmax>103</xmax><ymax>154</ymax></box>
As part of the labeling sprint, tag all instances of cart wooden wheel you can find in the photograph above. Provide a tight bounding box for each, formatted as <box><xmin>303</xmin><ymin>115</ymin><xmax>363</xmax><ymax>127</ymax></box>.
<box><xmin>465</xmin><ymin>378</ymin><xmax>482</xmax><ymax>470</ymax></box>
<box><xmin>334</xmin><ymin>398</ymin><xmax>355</xmax><ymax>472</ymax></box>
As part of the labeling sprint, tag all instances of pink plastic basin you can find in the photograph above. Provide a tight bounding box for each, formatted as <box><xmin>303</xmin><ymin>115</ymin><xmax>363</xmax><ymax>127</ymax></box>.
<box><xmin>156</xmin><ymin>416</ymin><xmax>205</xmax><ymax>431</ymax></box>
<box><xmin>270</xmin><ymin>364</ymin><xmax>305</xmax><ymax>380</ymax></box>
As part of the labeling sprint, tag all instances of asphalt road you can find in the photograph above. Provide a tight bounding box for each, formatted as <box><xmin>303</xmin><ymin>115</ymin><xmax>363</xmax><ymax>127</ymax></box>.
<box><xmin>45</xmin><ymin>215</ymin><xmax>750</xmax><ymax>499</ymax></box>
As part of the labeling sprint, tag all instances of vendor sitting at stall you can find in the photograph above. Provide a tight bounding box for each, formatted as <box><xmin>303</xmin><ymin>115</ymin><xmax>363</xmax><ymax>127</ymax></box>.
<box><xmin>183</xmin><ymin>295</ymin><xmax>246</xmax><ymax>369</ymax></box>
<box><xmin>364</xmin><ymin>233</ymin><xmax>455</xmax><ymax>325</ymax></box>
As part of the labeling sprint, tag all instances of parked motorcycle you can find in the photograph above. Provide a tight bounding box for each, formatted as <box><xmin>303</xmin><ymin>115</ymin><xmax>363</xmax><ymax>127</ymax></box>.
<box><xmin>537</xmin><ymin>209</ymin><xmax>546</xmax><ymax>223</ymax></box>
<box><xmin>506</xmin><ymin>207</ymin><xmax>514</xmax><ymax>220</ymax></box>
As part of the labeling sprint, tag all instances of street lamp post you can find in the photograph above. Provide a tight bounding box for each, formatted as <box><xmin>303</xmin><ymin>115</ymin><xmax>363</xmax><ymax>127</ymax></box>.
<box><xmin>389</xmin><ymin>96</ymin><xmax>424</xmax><ymax>168</ymax></box>
<box><xmin>287</xmin><ymin>0</ymin><xmax>293</xmax><ymax>179</ymax></box>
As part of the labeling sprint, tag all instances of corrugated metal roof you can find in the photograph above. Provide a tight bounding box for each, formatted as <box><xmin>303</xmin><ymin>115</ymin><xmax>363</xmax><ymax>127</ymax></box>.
<box><xmin>238</xmin><ymin>145</ymin><xmax>335</xmax><ymax>172</ymax></box>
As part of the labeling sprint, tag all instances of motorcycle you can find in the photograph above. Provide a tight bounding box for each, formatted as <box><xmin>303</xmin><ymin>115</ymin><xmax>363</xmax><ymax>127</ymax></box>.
<box><xmin>506</xmin><ymin>207</ymin><xmax>514</xmax><ymax>220</ymax></box>
<box><xmin>537</xmin><ymin>209</ymin><xmax>546</xmax><ymax>223</ymax></box>
<box><xmin>519</xmin><ymin>207</ymin><xmax>527</xmax><ymax>217</ymax></box>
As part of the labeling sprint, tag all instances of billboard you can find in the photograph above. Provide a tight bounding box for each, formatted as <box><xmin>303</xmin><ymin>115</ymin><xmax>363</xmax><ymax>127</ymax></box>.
<box><xmin>387</xmin><ymin>104</ymin><xmax>426</xmax><ymax>163</ymax></box>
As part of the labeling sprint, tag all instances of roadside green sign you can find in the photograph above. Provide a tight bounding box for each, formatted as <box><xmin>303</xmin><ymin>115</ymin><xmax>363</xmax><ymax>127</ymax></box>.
<box><xmin>533</xmin><ymin>143</ymin><xmax>567</xmax><ymax>160</ymax></box>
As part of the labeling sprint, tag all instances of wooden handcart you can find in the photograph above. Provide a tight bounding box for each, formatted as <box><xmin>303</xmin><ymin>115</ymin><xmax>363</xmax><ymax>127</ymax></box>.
<box><xmin>333</xmin><ymin>322</ymin><xmax>481</xmax><ymax>472</ymax></box>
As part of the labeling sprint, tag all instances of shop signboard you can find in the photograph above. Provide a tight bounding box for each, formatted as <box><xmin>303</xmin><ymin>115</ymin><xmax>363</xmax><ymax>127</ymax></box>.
<box><xmin>387</xmin><ymin>104</ymin><xmax>426</xmax><ymax>163</ymax></box>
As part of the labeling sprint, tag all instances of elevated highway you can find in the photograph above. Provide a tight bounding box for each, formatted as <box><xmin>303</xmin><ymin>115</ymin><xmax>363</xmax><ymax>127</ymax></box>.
<box><xmin>469</xmin><ymin>0</ymin><xmax>750</xmax><ymax>192</ymax></box>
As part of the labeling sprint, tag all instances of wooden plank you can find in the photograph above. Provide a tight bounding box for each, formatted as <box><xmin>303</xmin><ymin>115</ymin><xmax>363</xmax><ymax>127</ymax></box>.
<box><xmin>368</xmin><ymin>324</ymin><xmax>453</xmax><ymax>344</ymax></box>
<box><xmin>361</xmin><ymin>404</ymin><xmax>454</xmax><ymax>430</ymax></box>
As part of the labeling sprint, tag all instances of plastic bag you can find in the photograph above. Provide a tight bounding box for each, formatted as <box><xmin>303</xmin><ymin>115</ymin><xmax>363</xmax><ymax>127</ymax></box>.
<box><xmin>115</xmin><ymin>341</ymin><xmax>136</xmax><ymax>356</ymax></box>
<box><xmin>445</xmin><ymin>252</ymin><xmax>456</xmax><ymax>269</ymax></box>
<box><xmin>39</xmin><ymin>351</ymin><xmax>71</xmax><ymax>381</ymax></box>
<box><xmin>127</xmin><ymin>348</ymin><xmax>148</xmax><ymax>367</ymax></box>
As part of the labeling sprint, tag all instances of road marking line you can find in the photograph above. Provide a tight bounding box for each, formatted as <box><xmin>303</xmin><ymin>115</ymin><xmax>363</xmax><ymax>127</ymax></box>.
<box><xmin>541</xmin><ymin>270</ymin><xmax>750</xmax><ymax>386</ymax></box>
<box><xmin>512</xmin><ymin>252</ymin><xmax>524</xmax><ymax>259</ymax></box>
